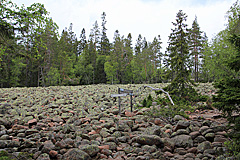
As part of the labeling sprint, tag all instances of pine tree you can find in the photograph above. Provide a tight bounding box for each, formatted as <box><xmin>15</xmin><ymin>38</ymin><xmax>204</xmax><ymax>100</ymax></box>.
<box><xmin>189</xmin><ymin>16</ymin><xmax>204</xmax><ymax>82</ymax></box>
<box><xmin>165</xmin><ymin>10</ymin><xmax>196</xmax><ymax>98</ymax></box>
<box><xmin>150</xmin><ymin>35</ymin><xmax>162</xmax><ymax>82</ymax></box>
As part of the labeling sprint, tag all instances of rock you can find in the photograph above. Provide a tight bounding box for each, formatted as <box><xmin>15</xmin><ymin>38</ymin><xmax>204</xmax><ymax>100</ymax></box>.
<box><xmin>100</xmin><ymin>128</ymin><xmax>110</xmax><ymax>138</ymax></box>
<box><xmin>0</xmin><ymin>140</ymin><xmax>7</xmax><ymax>148</ymax></box>
<box><xmin>37</xmin><ymin>153</ymin><xmax>50</xmax><ymax>160</ymax></box>
<box><xmin>41</xmin><ymin>140</ymin><xmax>55</xmax><ymax>153</ymax></box>
<box><xmin>173</xmin><ymin>115</ymin><xmax>185</xmax><ymax>121</ymax></box>
<box><xmin>28</xmin><ymin>119</ymin><xmax>37</xmax><ymax>126</ymax></box>
<box><xmin>62</xmin><ymin>148</ymin><xmax>90</xmax><ymax>160</ymax></box>
<box><xmin>105</xmin><ymin>142</ymin><xmax>117</xmax><ymax>150</ymax></box>
<box><xmin>184</xmin><ymin>153</ymin><xmax>195</xmax><ymax>158</ymax></box>
<box><xmin>203</xmin><ymin>149</ymin><xmax>215</xmax><ymax>155</ymax></box>
<box><xmin>175</xmin><ymin>129</ymin><xmax>189</xmax><ymax>136</ymax></box>
<box><xmin>175</xmin><ymin>147</ymin><xmax>187</xmax><ymax>155</ymax></box>
<box><xmin>143</xmin><ymin>126</ymin><xmax>161</xmax><ymax>136</ymax></box>
<box><xmin>190</xmin><ymin>131</ymin><xmax>200</xmax><ymax>139</ymax></box>
<box><xmin>197</xmin><ymin>141</ymin><xmax>212</xmax><ymax>153</ymax></box>
<box><xmin>135</xmin><ymin>135</ymin><xmax>163</xmax><ymax>146</ymax></box>
<box><xmin>174</xmin><ymin>120</ymin><xmax>190</xmax><ymax>131</ymax></box>
<box><xmin>154</xmin><ymin>118</ymin><xmax>164</xmax><ymax>125</ymax></box>
<box><xmin>205</xmin><ymin>133</ymin><xmax>215</xmax><ymax>142</ymax></box>
<box><xmin>25</xmin><ymin>129</ymin><xmax>39</xmax><ymax>136</ymax></box>
<box><xmin>79</xmin><ymin>144</ymin><xmax>100</xmax><ymax>157</ymax></box>
<box><xmin>172</xmin><ymin>135</ymin><xmax>193</xmax><ymax>148</ymax></box>
<box><xmin>202</xmin><ymin>128</ymin><xmax>214</xmax><ymax>136</ymax></box>
<box><xmin>202</xmin><ymin>120</ymin><xmax>211</xmax><ymax>126</ymax></box>
<box><xmin>187</xmin><ymin>147</ymin><xmax>197</xmax><ymax>154</ymax></box>
<box><xmin>98</xmin><ymin>145</ymin><xmax>110</xmax><ymax>150</ymax></box>
<box><xmin>142</xmin><ymin>145</ymin><xmax>157</xmax><ymax>153</ymax></box>
<box><xmin>199</xmin><ymin>126</ymin><xmax>209</xmax><ymax>135</ymax></box>
<box><xmin>194</xmin><ymin>136</ymin><xmax>206</xmax><ymax>143</ymax></box>
<box><xmin>101</xmin><ymin>148</ymin><xmax>112</xmax><ymax>156</ymax></box>
<box><xmin>55</xmin><ymin>140</ymin><xmax>67</xmax><ymax>149</ymax></box>
<box><xmin>49</xmin><ymin>150</ymin><xmax>58</xmax><ymax>158</ymax></box>
<box><xmin>214</xmin><ymin>135</ymin><xmax>228</xmax><ymax>143</ymax></box>
<box><xmin>164</xmin><ymin>151</ymin><xmax>174</xmax><ymax>157</ymax></box>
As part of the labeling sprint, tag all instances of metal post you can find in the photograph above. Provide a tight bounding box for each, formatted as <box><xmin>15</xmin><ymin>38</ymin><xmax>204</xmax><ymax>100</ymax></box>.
<box><xmin>118</xmin><ymin>88</ymin><xmax>121</xmax><ymax>115</ymax></box>
<box><xmin>130</xmin><ymin>94</ymin><xmax>133</xmax><ymax>112</ymax></box>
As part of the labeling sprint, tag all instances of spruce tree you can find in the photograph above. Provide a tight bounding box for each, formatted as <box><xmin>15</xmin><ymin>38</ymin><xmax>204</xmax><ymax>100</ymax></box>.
<box><xmin>164</xmin><ymin>10</ymin><xmax>197</xmax><ymax>100</ymax></box>
<box><xmin>213</xmin><ymin>2</ymin><xmax>240</xmax><ymax>157</ymax></box>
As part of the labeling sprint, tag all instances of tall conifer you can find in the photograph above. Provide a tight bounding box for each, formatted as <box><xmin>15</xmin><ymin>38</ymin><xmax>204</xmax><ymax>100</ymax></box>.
<box><xmin>165</xmin><ymin>10</ymin><xmax>196</xmax><ymax>98</ymax></box>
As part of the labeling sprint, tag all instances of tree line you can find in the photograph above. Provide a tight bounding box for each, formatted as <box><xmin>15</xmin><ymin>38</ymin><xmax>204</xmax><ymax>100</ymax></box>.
<box><xmin>0</xmin><ymin>0</ymin><xmax>239</xmax><ymax>87</ymax></box>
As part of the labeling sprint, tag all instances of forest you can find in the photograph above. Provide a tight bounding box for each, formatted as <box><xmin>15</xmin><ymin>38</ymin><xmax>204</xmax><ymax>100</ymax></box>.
<box><xmin>0</xmin><ymin>0</ymin><xmax>239</xmax><ymax>88</ymax></box>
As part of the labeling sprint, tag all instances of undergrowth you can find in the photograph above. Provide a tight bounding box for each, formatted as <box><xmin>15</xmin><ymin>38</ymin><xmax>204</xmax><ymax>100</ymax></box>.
<box><xmin>139</xmin><ymin>89</ymin><xmax>212</xmax><ymax>121</ymax></box>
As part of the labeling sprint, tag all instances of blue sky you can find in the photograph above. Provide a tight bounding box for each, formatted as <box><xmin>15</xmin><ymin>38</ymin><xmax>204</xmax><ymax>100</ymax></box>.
<box><xmin>14</xmin><ymin>0</ymin><xmax>236</xmax><ymax>50</ymax></box>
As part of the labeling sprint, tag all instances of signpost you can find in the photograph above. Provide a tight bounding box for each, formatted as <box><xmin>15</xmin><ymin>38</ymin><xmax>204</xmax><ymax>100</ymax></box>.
<box><xmin>111</xmin><ymin>88</ymin><xmax>133</xmax><ymax>114</ymax></box>
<box><xmin>111</xmin><ymin>85</ymin><xmax>174</xmax><ymax>115</ymax></box>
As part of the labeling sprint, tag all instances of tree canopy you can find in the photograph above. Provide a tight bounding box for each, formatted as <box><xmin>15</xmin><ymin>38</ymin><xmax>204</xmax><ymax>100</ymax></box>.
<box><xmin>0</xmin><ymin>0</ymin><xmax>239</xmax><ymax>87</ymax></box>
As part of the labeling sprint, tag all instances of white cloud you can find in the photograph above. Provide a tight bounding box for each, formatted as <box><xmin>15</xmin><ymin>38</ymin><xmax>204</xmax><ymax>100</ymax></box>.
<box><xmin>14</xmin><ymin>0</ymin><xmax>236</xmax><ymax>50</ymax></box>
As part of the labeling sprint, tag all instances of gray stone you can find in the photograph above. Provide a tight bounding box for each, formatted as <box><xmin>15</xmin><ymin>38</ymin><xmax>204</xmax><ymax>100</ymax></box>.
<box><xmin>99</xmin><ymin>128</ymin><xmax>110</xmax><ymax>138</ymax></box>
<box><xmin>189</xmin><ymin>131</ymin><xmax>200</xmax><ymax>139</ymax></box>
<box><xmin>172</xmin><ymin>135</ymin><xmax>193</xmax><ymax>148</ymax></box>
<box><xmin>202</xmin><ymin>128</ymin><xmax>214</xmax><ymax>136</ymax></box>
<box><xmin>63</xmin><ymin>148</ymin><xmax>90</xmax><ymax>160</ymax></box>
<box><xmin>37</xmin><ymin>153</ymin><xmax>50</xmax><ymax>160</ymax></box>
<box><xmin>79</xmin><ymin>144</ymin><xmax>100</xmax><ymax>157</ymax></box>
<box><xmin>143</xmin><ymin>126</ymin><xmax>161</xmax><ymax>136</ymax></box>
<box><xmin>205</xmin><ymin>133</ymin><xmax>215</xmax><ymax>142</ymax></box>
<box><xmin>174</xmin><ymin>120</ymin><xmax>190</xmax><ymax>131</ymax></box>
<box><xmin>199</xmin><ymin>126</ymin><xmax>209</xmax><ymax>135</ymax></box>
<box><xmin>197</xmin><ymin>141</ymin><xmax>212</xmax><ymax>153</ymax></box>
<box><xmin>41</xmin><ymin>140</ymin><xmax>55</xmax><ymax>153</ymax></box>
<box><xmin>194</xmin><ymin>136</ymin><xmax>206</xmax><ymax>143</ymax></box>
<box><xmin>135</xmin><ymin>135</ymin><xmax>163</xmax><ymax>146</ymax></box>
<box><xmin>142</xmin><ymin>145</ymin><xmax>157</xmax><ymax>153</ymax></box>
<box><xmin>173</xmin><ymin>115</ymin><xmax>185</xmax><ymax>121</ymax></box>
<box><xmin>175</xmin><ymin>129</ymin><xmax>189</xmax><ymax>136</ymax></box>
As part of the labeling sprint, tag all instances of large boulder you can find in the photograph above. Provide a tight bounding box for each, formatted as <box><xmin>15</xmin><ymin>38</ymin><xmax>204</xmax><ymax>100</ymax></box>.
<box><xmin>135</xmin><ymin>135</ymin><xmax>164</xmax><ymax>146</ymax></box>
<box><xmin>172</xmin><ymin>135</ymin><xmax>193</xmax><ymax>148</ymax></box>
<box><xmin>79</xmin><ymin>144</ymin><xmax>100</xmax><ymax>157</ymax></box>
<box><xmin>63</xmin><ymin>148</ymin><xmax>90</xmax><ymax>160</ymax></box>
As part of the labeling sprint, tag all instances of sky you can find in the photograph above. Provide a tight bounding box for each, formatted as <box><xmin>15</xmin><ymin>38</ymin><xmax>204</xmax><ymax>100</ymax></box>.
<box><xmin>14</xmin><ymin>0</ymin><xmax>236</xmax><ymax>50</ymax></box>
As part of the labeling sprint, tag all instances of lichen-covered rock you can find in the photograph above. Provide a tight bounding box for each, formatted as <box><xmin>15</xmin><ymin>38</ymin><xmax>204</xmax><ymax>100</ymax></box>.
<box><xmin>172</xmin><ymin>135</ymin><xmax>193</xmax><ymax>148</ymax></box>
<box><xmin>173</xmin><ymin>115</ymin><xmax>185</xmax><ymax>121</ymax></box>
<box><xmin>37</xmin><ymin>153</ymin><xmax>50</xmax><ymax>160</ymax></box>
<box><xmin>197</xmin><ymin>141</ymin><xmax>212</xmax><ymax>153</ymax></box>
<box><xmin>79</xmin><ymin>144</ymin><xmax>100</xmax><ymax>157</ymax></box>
<box><xmin>41</xmin><ymin>140</ymin><xmax>55</xmax><ymax>153</ymax></box>
<box><xmin>143</xmin><ymin>125</ymin><xmax>161</xmax><ymax>136</ymax></box>
<box><xmin>62</xmin><ymin>148</ymin><xmax>90</xmax><ymax>160</ymax></box>
<box><xmin>135</xmin><ymin>135</ymin><xmax>163</xmax><ymax>146</ymax></box>
<box><xmin>174</xmin><ymin>120</ymin><xmax>190</xmax><ymax>131</ymax></box>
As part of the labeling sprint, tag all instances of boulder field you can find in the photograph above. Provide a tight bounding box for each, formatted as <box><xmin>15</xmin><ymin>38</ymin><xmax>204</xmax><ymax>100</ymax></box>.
<box><xmin>0</xmin><ymin>84</ymin><xmax>229</xmax><ymax>160</ymax></box>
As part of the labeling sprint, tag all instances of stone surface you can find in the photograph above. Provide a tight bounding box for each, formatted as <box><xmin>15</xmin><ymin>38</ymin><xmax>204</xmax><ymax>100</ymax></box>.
<box><xmin>135</xmin><ymin>135</ymin><xmax>163</xmax><ymax>146</ymax></box>
<box><xmin>0</xmin><ymin>84</ymin><xmax>230</xmax><ymax>160</ymax></box>
<box><xmin>172</xmin><ymin>135</ymin><xmax>193</xmax><ymax>148</ymax></box>
<box><xmin>62</xmin><ymin>148</ymin><xmax>91</xmax><ymax>160</ymax></box>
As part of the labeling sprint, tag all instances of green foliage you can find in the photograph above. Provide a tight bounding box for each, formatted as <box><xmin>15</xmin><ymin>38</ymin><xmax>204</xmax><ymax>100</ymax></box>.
<box><xmin>141</xmin><ymin>94</ymin><xmax>153</xmax><ymax>108</ymax></box>
<box><xmin>0</xmin><ymin>151</ymin><xmax>12</xmax><ymax>160</ymax></box>
<box><xmin>213</xmin><ymin>3</ymin><xmax>240</xmax><ymax>157</ymax></box>
<box><xmin>164</xmin><ymin>10</ymin><xmax>200</xmax><ymax>101</ymax></box>
<box><xmin>146</xmin><ymin>104</ymin><xmax>191</xmax><ymax>120</ymax></box>
<box><xmin>224</xmin><ymin>138</ymin><xmax>240</xmax><ymax>158</ymax></box>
